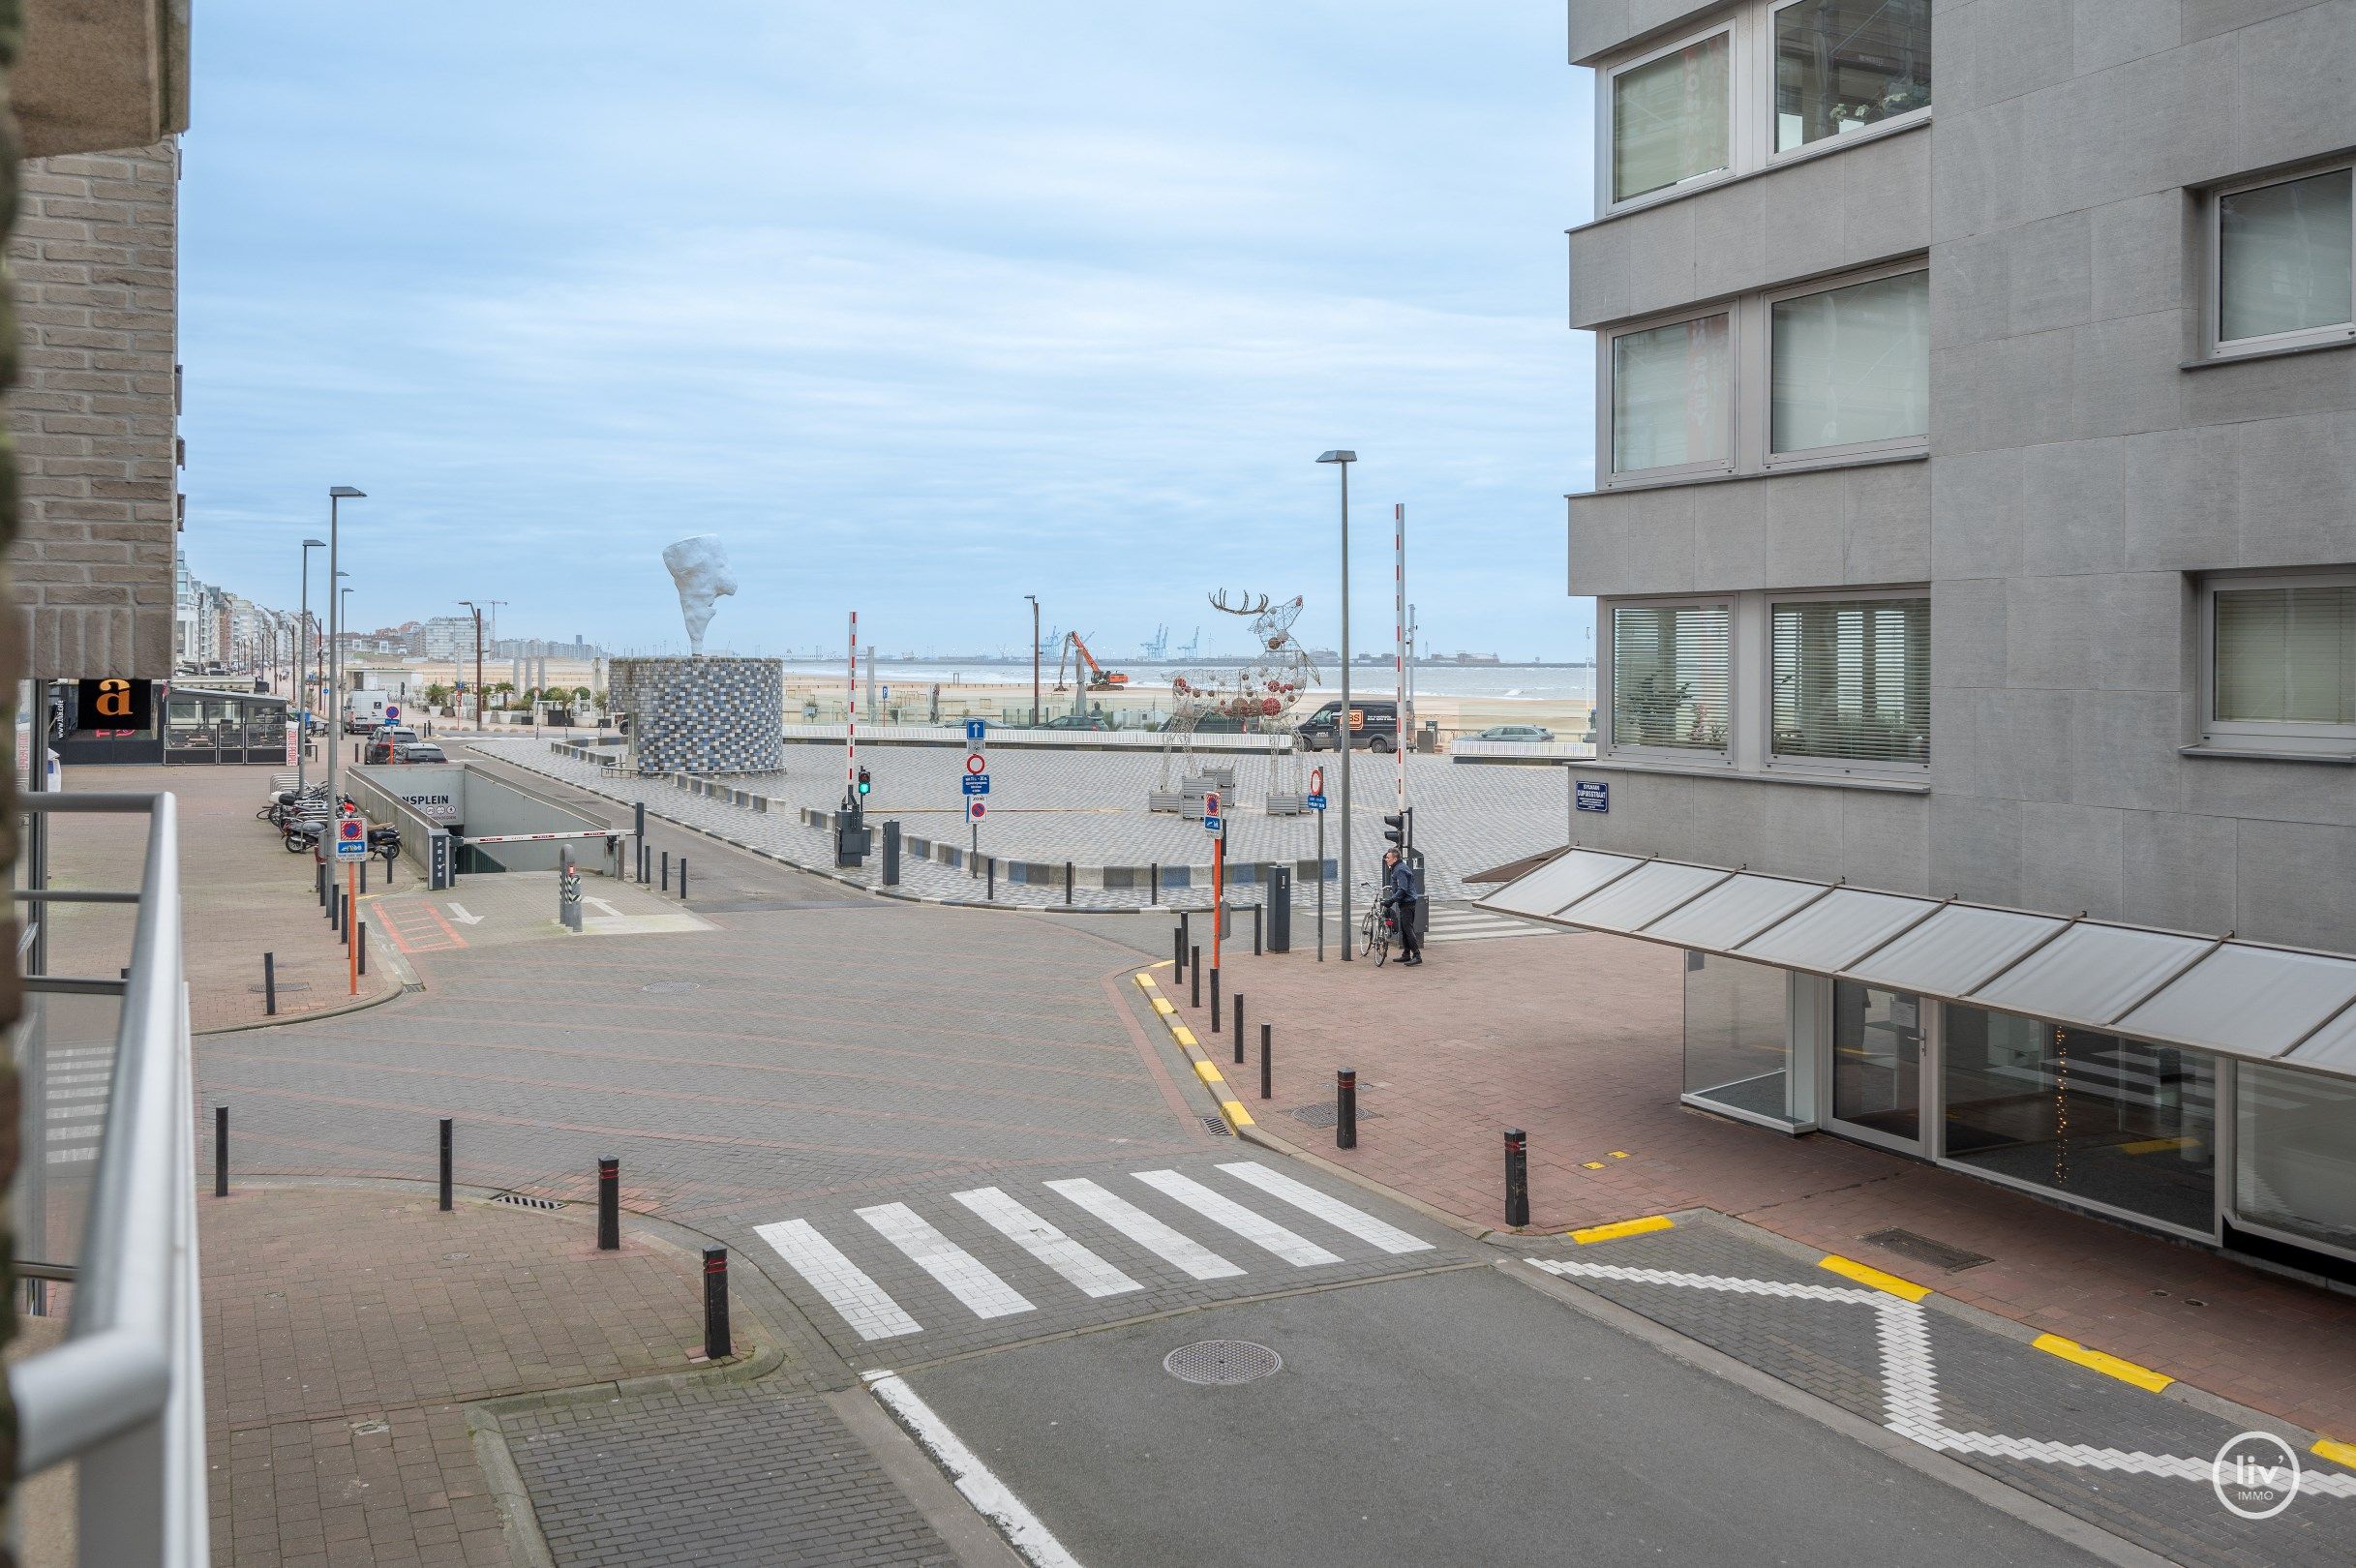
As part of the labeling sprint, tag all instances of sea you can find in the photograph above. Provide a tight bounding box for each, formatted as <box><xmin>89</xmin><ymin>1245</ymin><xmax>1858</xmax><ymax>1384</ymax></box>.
<box><xmin>777</xmin><ymin>661</ymin><xmax>1596</xmax><ymax>704</ymax></box>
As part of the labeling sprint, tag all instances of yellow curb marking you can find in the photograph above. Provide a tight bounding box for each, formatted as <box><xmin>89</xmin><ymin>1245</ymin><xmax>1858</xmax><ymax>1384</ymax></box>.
<box><xmin>2031</xmin><ymin>1333</ymin><xmax>2174</xmax><ymax>1394</ymax></box>
<box><xmin>1134</xmin><ymin>969</ymin><xmax>1254</xmax><ymax>1133</ymax></box>
<box><xmin>1152</xmin><ymin>999</ymin><xmax>1176</xmax><ymax>1015</ymax></box>
<box><xmin>1581</xmin><ymin>1161</ymin><xmax>1606</xmax><ymax>1170</ymax></box>
<box><xmin>1819</xmin><ymin>1254</ymin><xmax>1932</xmax><ymax>1303</ymax></box>
<box><xmin>1148</xmin><ymin>959</ymin><xmax>1174</xmax><ymax>970</ymax></box>
<box><xmin>1171</xmin><ymin>1027</ymin><xmax>1198</xmax><ymax>1047</ymax></box>
<box><xmin>1608</xmin><ymin>1151</ymin><xmax>1629</xmax><ymax>1159</ymax></box>
<box><xmin>1568</xmin><ymin>1216</ymin><xmax>1674</xmax><ymax>1245</ymax></box>
<box><xmin>1193</xmin><ymin>1061</ymin><xmax>1223</xmax><ymax>1084</ymax></box>
<box><xmin>2313</xmin><ymin>1437</ymin><xmax>2356</xmax><ymax>1472</ymax></box>
<box><xmin>1133</xmin><ymin>974</ymin><xmax>1158</xmax><ymax>991</ymax></box>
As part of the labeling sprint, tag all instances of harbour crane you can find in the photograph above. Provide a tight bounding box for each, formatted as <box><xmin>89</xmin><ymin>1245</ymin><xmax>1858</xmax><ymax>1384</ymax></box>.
<box><xmin>1053</xmin><ymin>631</ymin><xmax>1131</xmax><ymax>690</ymax></box>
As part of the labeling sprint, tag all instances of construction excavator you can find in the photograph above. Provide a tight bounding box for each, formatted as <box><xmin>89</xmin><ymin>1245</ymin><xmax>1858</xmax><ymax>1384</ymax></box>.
<box><xmin>1053</xmin><ymin>631</ymin><xmax>1131</xmax><ymax>690</ymax></box>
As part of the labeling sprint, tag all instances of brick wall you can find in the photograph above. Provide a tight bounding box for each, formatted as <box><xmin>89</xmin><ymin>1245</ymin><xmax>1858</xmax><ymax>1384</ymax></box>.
<box><xmin>7</xmin><ymin>136</ymin><xmax>176</xmax><ymax>678</ymax></box>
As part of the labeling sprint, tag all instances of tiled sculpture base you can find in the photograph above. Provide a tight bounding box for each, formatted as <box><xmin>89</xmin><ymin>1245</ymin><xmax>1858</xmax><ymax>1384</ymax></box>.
<box><xmin>611</xmin><ymin>656</ymin><xmax>786</xmax><ymax>775</ymax></box>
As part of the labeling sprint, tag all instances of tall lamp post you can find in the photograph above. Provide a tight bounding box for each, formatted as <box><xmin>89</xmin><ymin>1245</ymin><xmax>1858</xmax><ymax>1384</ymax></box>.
<box><xmin>1024</xmin><ymin>594</ymin><xmax>1040</xmax><ymax>726</ymax></box>
<box><xmin>297</xmin><ymin>537</ymin><xmax>323</xmax><ymax>795</ymax></box>
<box><xmin>459</xmin><ymin>600</ymin><xmax>486</xmax><ymax>731</ymax></box>
<box><xmin>324</xmin><ymin>486</ymin><xmax>365</xmax><ymax>806</ymax></box>
<box><xmin>1317</xmin><ymin>450</ymin><xmax>1355</xmax><ymax>961</ymax></box>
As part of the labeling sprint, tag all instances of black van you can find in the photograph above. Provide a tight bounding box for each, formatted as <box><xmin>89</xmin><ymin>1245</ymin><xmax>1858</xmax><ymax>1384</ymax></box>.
<box><xmin>1297</xmin><ymin>698</ymin><xmax>1400</xmax><ymax>752</ymax></box>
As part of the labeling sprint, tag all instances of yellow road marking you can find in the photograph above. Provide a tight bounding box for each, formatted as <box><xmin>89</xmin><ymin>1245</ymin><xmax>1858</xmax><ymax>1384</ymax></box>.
<box><xmin>1221</xmin><ymin>1099</ymin><xmax>1255</xmax><ymax>1128</ymax></box>
<box><xmin>1193</xmin><ymin>1061</ymin><xmax>1223</xmax><ymax>1084</ymax></box>
<box><xmin>1568</xmin><ymin>1216</ymin><xmax>1674</xmax><ymax>1245</ymax></box>
<box><xmin>1133</xmin><ymin>974</ymin><xmax>1157</xmax><ymax>991</ymax></box>
<box><xmin>1152</xmin><ymin>999</ymin><xmax>1176</xmax><ymax>1015</ymax></box>
<box><xmin>2118</xmin><ymin>1135</ymin><xmax>2201</xmax><ymax>1156</ymax></box>
<box><xmin>1148</xmin><ymin>959</ymin><xmax>1174</xmax><ymax>970</ymax></box>
<box><xmin>2313</xmin><ymin>1437</ymin><xmax>2356</xmax><ymax>1472</ymax></box>
<box><xmin>1819</xmin><ymin>1255</ymin><xmax>1932</xmax><ymax>1302</ymax></box>
<box><xmin>1581</xmin><ymin>1161</ymin><xmax>1605</xmax><ymax>1170</ymax></box>
<box><xmin>1608</xmin><ymin>1151</ymin><xmax>1629</xmax><ymax>1159</ymax></box>
<box><xmin>2032</xmin><ymin>1334</ymin><xmax>2173</xmax><ymax>1393</ymax></box>
<box><xmin>1171</xmin><ymin>1027</ymin><xmax>1197</xmax><ymax>1048</ymax></box>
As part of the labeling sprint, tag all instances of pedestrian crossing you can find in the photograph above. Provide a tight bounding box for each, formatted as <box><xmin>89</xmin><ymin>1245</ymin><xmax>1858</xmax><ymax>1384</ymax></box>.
<box><xmin>33</xmin><ymin>1046</ymin><xmax>113</xmax><ymax>1165</ymax></box>
<box><xmin>1423</xmin><ymin>902</ymin><xmax>1561</xmax><ymax>945</ymax></box>
<box><xmin>757</xmin><ymin>1161</ymin><xmax>1435</xmax><ymax>1343</ymax></box>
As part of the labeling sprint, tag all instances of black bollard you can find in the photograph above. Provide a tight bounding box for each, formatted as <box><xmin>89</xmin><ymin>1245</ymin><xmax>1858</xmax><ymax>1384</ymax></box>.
<box><xmin>1151</xmin><ymin>863</ymin><xmax>1160</xmax><ymax>905</ymax></box>
<box><xmin>1504</xmin><ymin>1129</ymin><xmax>1530</xmax><ymax>1228</ymax></box>
<box><xmin>360</xmin><ymin>859</ymin><xmax>369</xmax><ymax>894</ymax></box>
<box><xmin>1233</xmin><ymin>993</ymin><xmax>1245</xmax><ymax>1066</ymax></box>
<box><xmin>703</xmin><ymin>1247</ymin><xmax>732</xmax><ymax>1361</ymax></box>
<box><xmin>358</xmin><ymin>921</ymin><xmax>368</xmax><ymax>977</ymax></box>
<box><xmin>340</xmin><ymin>887</ymin><xmax>351</xmax><ymax>947</ymax></box>
<box><xmin>597</xmin><ymin>1157</ymin><xmax>620</xmax><ymax>1251</ymax></box>
<box><xmin>214</xmin><ymin>1104</ymin><xmax>227</xmax><ymax>1197</ymax></box>
<box><xmin>1259</xmin><ymin>1023</ymin><xmax>1271</xmax><ymax>1100</ymax></box>
<box><xmin>1254</xmin><ymin>904</ymin><xmax>1263</xmax><ymax>956</ymax></box>
<box><xmin>1336</xmin><ymin>1070</ymin><xmax>1358</xmax><ymax>1150</ymax></box>
<box><xmin>1190</xmin><ymin>947</ymin><xmax>1201</xmax><ymax>1009</ymax></box>
<box><xmin>1065</xmin><ymin>860</ymin><xmax>1073</xmax><ymax>905</ymax></box>
<box><xmin>1173</xmin><ymin>924</ymin><xmax>1185</xmax><ymax>977</ymax></box>
<box><xmin>263</xmin><ymin>951</ymin><xmax>277</xmax><ymax>1016</ymax></box>
<box><xmin>661</xmin><ymin>850</ymin><xmax>670</xmax><ymax>891</ymax></box>
<box><xmin>1210</xmin><ymin>966</ymin><xmax>1222</xmax><ymax>1033</ymax></box>
<box><xmin>633</xmin><ymin>801</ymin><xmax>646</xmax><ymax>879</ymax></box>
<box><xmin>438</xmin><ymin>1118</ymin><xmax>453</xmax><ymax>1211</ymax></box>
<box><xmin>680</xmin><ymin>857</ymin><xmax>689</xmax><ymax>899</ymax></box>
<box><xmin>987</xmin><ymin>857</ymin><xmax>996</xmax><ymax>900</ymax></box>
<box><xmin>317</xmin><ymin>859</ymin><xmax>325</xmax><ymax>906</ymax></box>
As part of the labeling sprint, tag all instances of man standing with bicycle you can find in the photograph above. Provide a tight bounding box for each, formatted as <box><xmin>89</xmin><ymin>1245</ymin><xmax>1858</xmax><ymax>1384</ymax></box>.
<box><xmin>1382</xmin><ymin>848</ymin><xmax>1423</xmax><ymax>967</ymax></box>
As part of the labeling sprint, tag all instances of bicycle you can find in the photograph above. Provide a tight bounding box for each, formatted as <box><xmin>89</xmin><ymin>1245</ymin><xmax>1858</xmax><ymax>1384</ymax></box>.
<box><xmin>1359</xmin><ymin>900</ymin><xmax>1394</xmax><ymax>966</ymax></box>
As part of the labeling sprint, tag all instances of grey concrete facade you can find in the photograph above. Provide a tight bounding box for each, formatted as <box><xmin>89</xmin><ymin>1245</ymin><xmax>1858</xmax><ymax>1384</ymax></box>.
<box><xmin>1566</xmin><ymin>0</ymin><xmax>2356</xmax><ymax>954</ymax></box>
<box><xmin>7</xmin><ymin>139</ymin><xmax>180</xmax><ymax>679</ymax></box>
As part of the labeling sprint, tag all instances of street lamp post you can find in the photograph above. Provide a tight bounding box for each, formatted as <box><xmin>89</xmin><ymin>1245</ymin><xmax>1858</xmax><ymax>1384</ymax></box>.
<box><xmin>1024</xmin><ymin>594</ymin><xmax>1040</xmax><ymax>726</ymax></box>
<box><xmin>459</xmin><ymin>600</ymin><xmax>486</xmax><ymax>731</ymax></box>
<box><xmin>1317</xmin><ymin>450</ymin><xmax>1355</xmax><ymax>961</ymax></box>
<box><xmin>324</xmin><ymin>487</ymin><xmax>365</xmax><ymax>806</ymax></box>
<box><xmin>297</xmin><ymin>538</ymin><xmax>323</xmax><ymax>796</ymax></box>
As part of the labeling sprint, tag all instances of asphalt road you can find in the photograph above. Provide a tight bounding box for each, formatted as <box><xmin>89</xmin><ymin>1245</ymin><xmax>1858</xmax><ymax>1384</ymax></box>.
<box><xmin>197</xmin><ymin>747</ymin><xmax>2140</xmax><ymax>1567</ymax></box>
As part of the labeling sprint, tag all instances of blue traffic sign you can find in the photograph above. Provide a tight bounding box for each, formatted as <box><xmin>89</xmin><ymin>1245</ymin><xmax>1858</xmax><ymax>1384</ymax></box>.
<box><xmin>965</xmin><ymin>718</ymin><xmax>987</xmax><ymax>742</ymax></box>
<box><xmin>1575</xmin><ymin>780</ymin><xmax>1610</xmax><ymax>814</ymax></box>
<box><xmin>384</xmin><ymin>705</ymin><xmax>401</xmax><ymax>722</ymax></box>
<box><xmin>333</xmin><ymin>817</ymin><xmax>371</xmax><ymax>861</ymax></box>
<box><xmin>1306</xmin><ymin>793</ymin><xmax>1327</xmax><ymax>810</ymax></box>
<box><xmin>1202</xmin><ymin>814</ymin><xmax>1223</xmax><ymax>833</ymax></box>
<box><xmin>961</xmin><ymin>773</ymin><xmax>990</xmax><ymax>796</ymax></box>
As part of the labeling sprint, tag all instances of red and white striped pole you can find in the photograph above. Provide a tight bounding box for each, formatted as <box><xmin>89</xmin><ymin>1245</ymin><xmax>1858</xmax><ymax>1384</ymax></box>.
<box><xmin>1394</xmin><ymin>503</ymin><xmax>1407</xmax><ymax>815</ymax></box>
<box><xmin>846</xmin><ymin>610</ymin><xmax>859</xmax><ymax>803</ymax></box>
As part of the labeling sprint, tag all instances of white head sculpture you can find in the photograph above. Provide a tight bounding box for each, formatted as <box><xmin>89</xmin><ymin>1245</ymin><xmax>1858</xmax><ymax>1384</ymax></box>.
<box><xmin>662</xmin><ymin>535</ymin><xmax>739</xmax><ymax>657</ymax></box>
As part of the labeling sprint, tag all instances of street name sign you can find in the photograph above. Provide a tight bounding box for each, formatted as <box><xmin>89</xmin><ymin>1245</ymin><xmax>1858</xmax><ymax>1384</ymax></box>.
<box><xmin>1306</xmin><ymin>793</ymin><xmax>1327</xmax><ymax>810</ymax></box>
<box><xmin>1575</xmin><ymin>780</ymin><xmax>1610</xmax><ymax>814</ymax></box>
<box><xmin>962</xmin><ymin>773</ymin><xmax>990</xmax><ymax>796</ymax></box>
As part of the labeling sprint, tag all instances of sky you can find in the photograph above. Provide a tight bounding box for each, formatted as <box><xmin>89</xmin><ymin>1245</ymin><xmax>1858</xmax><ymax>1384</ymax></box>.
<box><xmin>179</xmin><ymin>3</ymin><xmax>1597</xmax><ymax>663</ymax></box>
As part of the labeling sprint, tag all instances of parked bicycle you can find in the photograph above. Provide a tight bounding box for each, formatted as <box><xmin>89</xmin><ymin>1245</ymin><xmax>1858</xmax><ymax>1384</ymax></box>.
<box><xmin>1359</xmin><ymin>898</ymin><xmax>1395</xmax><ymax>966</ymax></box>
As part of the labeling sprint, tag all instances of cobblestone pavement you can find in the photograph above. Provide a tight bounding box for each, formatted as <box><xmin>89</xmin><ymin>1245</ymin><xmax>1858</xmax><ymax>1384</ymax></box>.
<box><xmin>503</xmin><ymin>1388</ymin><xmax>956</xmax><ymax>1568</ymax></box>
<box><xmin>472</xmin><ymin>737</ymin><xmax>1567</xmax><ymax>904</ymax></box>
<box><xmin>201</xmin><ymin>1183</ymin><xmax>708</xmax><ymax>1567</ymax></box>
<box><xmin>51</xmin><ymin>764</ymin><xmax>402</xmax><ymax>1032</ymax></box>
<box><xmin>1524</xmin><ymin>1215</ymin><xmax>2356</xmax><ymax>1567</ymax></box>
<box><xmin>1175</xmin><ymin>924</ymin><xmax>2356</xmax><ymax>1457</ymax></box>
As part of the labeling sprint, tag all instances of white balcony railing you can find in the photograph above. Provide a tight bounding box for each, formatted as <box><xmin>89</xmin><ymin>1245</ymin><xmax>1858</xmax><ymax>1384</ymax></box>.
<box><xmin>11</xmin><ymin>792</ymin><xmax>205</xmax><ymax>1566</ymax></box>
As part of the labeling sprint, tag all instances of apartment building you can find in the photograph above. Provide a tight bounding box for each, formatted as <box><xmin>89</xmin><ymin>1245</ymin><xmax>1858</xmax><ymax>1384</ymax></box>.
<box><xmin>1487</xmin><ymin>0</ymin><xmax>2356</xmax><ymax>1273</ymax></box>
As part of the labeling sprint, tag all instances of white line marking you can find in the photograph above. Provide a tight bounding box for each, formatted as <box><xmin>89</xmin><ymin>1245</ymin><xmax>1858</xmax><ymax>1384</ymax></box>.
<box><xmin>865</xmin><ymin>1372</ymin><xmax>1083</xmax><ymax>1568</ymax></box>
<box><xmin>44</xmin><ymin>1105</ymin><xmax>102</xmax><ymax>1122</ymax></box>
<box><xmin>446</xmin><ymin>902</ymin><xmax>484</xmax><ymax>925</ymax></box>
<box><xmin>45</xmin><ymin>1088</ymin><xmax>109</xmax><ymax>1101</ymax></box>
<box><xmin>45</xmin><ymin>1148</ymin><xmax>96</xmax><ymax>1164</ymax></box>
<box><xmin>859</xmin><ymin>1202</ymin><xmax>1034</xmax><ymax>1320</ymax></box>
<box><xmin>1215</xmin><ymin>1162</ymin><xmax>1435</xmax><ymax>1254</ymax></box>
<box><xmin>754</xmin><ymin>1219</ymin><xmax>922</xmax><ymax>1342</ymax></box>
<box><xmin>952</xmin><ymin>1187</ymin><xmax>1142</xmax><ymax>1299</ymax></box>
<box><xmin>1044</xmin><ymin>1177</ymin><xmax>1244</xmax><ymax>1280</ymax></box>
<box><xmin>44</xmin><ymin>1072</ymin><xmax>112</xmax><ymax>1086</ymax></box>
<box><xmin>1132</xmin><ymin>1170</ymin><xmax>1340</xmax><ymax>1267</ymax></box>
<box><xmin>46</xmin><ymin>1049</ymin><xmax>114</xmax><ymax>1061</ymax></box>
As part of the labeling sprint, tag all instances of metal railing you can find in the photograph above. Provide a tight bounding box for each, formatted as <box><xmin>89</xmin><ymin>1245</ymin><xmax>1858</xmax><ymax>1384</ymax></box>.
<box><xmin>10</xmin><ymin>792</ymin><xmax>206</xmax><ymax>1565</ymax></box>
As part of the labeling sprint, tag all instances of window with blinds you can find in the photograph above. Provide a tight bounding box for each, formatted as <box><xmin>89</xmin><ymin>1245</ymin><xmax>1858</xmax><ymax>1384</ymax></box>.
<box><xmin>1770</xmin><ymin>597</ymin><xmax>1930</xmax><ymax>767</ymax></box>
<box><xmin>2214</xmin><ymin>585</ymin><xmax>2356</xmax><ymax>731</ymax></box>
<box><xmin>1612</xmin><ymin>604</ymin><xmax>1731</xmax><ymax>752</ymax></box>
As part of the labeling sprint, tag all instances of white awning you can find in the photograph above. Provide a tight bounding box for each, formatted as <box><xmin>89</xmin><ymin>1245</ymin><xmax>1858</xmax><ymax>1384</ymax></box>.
<box><xmin>2114</xmin><ymin>944</ymin><xmax>2356</xmax><ymax>1062</ymax></box>
<box><xmin>1482</xmin><ymin>849</ymin><xmax>1643</xmax><ymax>918</ymax></box>
<box><xmin>1557</xmin><ymin>860</ymin><xmax>1733</xmax><ymax>934</ymax></box>
<box><xmin>1475</xmin><ymin>845</ymin><xmax>2356</xmax><ymax>1085</ymax></box>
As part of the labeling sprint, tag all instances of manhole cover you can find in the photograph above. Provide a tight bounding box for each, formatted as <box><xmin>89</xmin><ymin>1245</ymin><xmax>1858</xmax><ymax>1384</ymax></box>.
<box><xmin>1163</xmin><ymin>1341</ymin><xmax>1282</xmax><ymax>1386</ymax></box>
<box><xmin>1862</xmin><ymin>1227</ymin><xmax>1991</xmax><ymax>1273</ymax></box>
<box><xmin>491</xmin><ymin>1191</ymin><xmax>566</xmax><ymax>1211</ymax></box>
<box><xmin>1288</xmin><ymin>1103</ymin><xmax>1382</xmax><ymax>1130</ymax></box>
<box><xmin>640</xmin><ymin>980</ymin><xmax>700</xmax><ymax>994</ymax></box>
<box><xmin>1199</xmin><ymin>1114</ymin><xmax>1233</xmax><ymax>1137</ymax></box>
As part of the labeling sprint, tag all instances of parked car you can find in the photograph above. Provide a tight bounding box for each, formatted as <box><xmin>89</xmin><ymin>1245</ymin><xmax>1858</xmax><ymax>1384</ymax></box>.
<box><xmin>1043</xmin><ymin>713</ymin><xmax>1111</xmax><ymax>731</ymax></box>
<box><xmin>1161</xmin><ymin>712</ymin><xmax>1247</xmax><ymax>734</ymax></box>
<box><xmin>394</xmin><ymin>741</ymin><xmax>446</xmax><ymax>764</ymax></box>
<box><xmin>362</xmin><ymin>728</ymin><xmax>422</xmax><ymax>764</ymax></box>
<box><xmin>1473</xmin><ymin>724</ymin><xmax>1556</xmax><ymax>742</ymax></box>
<box><xmin>1297</xmin><ymin>699</ymin><xmax>1400</xmax><ymax>752</ymax></box>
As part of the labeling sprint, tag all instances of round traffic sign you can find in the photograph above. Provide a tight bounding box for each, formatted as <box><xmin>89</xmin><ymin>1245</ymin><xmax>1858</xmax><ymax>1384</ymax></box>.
<box><xmin>965</xmin><ymin>752</ymin><xmax>987</xmax><ymax>774</ymax></box>
<box><xmin>970</xmin><ymin>801</ymin><xmax>986</xmax><ymax>819</ymax></box>
<box><xmin>384</xmin><ymin>705</ymin><xmax>401</xmax><ymax>721</ymax></box>
<box><xmin>338</xmin><ymin>819</ymin><xmax>364</xmax><ymax>841</ymax></box>
<box><xmin>1309</xmin><ymin>766</ymin><xmax>1324</xmax><ymax>795</ymax></box>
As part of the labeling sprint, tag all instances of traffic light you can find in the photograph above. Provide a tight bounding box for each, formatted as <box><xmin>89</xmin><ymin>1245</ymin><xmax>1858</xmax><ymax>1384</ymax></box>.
<box><xmin>857</xmin><ymin>766</ymin><xmax>872</xmax><ymax>797</ymax></box>
<box><xmin>1382</xmin><ymin>808</ymin><xmax>1411</xmax><ymax>853</ymax></box>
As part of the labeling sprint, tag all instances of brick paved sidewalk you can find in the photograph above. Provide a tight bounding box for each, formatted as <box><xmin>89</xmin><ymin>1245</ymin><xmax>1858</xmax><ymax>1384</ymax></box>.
<box><xmin>1167</xmin><ymin>927</ymin><xmax>2356</xmax><ymax>1451</ymax></box>
<box><xmin>202</xmin><ymin>1183</ymin><xmax>713</xmax><ymax>1566</ymax></box>
<box><xmin>51</xmin><ymin>765</ymin><xmax>402</xmax><ymax>1032</ymax></box>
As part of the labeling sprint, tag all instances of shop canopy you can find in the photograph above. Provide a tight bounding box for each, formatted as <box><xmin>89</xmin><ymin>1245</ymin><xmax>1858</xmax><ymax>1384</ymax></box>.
<box><xmin>1476</xmin><ymin>849</ymin><xmax>2356</xmax><ymax>1081</ymax></box>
